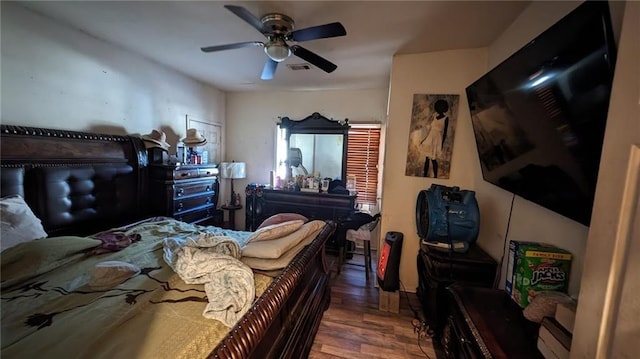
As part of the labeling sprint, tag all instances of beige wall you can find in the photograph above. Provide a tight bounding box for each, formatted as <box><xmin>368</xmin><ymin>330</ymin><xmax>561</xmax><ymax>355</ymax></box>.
<box><xmin>1</xmin><ymin>2</ymin><xmax>225</xmax><ymax>145</ymax></box>
<box><xmin>225</xmin><ymin>89</ymin><xmax>389</xmax><ymax>229</ymax></box>
<box><xmin>382</xmin><ymin>48</ymin><xmax>486</xmax><ymax>292</ymax></box>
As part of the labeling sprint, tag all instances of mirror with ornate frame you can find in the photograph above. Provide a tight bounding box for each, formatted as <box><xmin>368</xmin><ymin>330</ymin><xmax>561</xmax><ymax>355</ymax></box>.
<box><xmin>277</xmin><ymin>112</ymin><xmax>350</xmax><ymax>182</ymax></box>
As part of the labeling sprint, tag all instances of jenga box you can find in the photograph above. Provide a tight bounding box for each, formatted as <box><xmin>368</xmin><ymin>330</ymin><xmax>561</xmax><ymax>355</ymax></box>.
<box><xmin>512</xmin><ymin>241</ymin><xmax>572</xmax><ymax>308</ymax></box>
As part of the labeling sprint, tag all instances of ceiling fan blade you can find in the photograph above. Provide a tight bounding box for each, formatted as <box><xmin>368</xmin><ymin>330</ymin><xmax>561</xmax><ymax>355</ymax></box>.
<box><xmin>290</xmin><ymin>22</ymin><xmax>346</xmax><ymax>42</ymax></box>
<box><xmin>290</xmin><ymin>45</ymin><xmax>337</xmax><ymax>73</ymax></box>
<box><xmin>201</xmin><ymin>41</ymin><xmax>264</xmax><ymax>53</ymax></box>
<box><xmin>224</xmin><ymin>5</ymin><xmax>265</xmax><ymax>34</ymax></box>
<box><xmin>261</xmin><ymin>59</ymin><xmax>278</xmax><ymax>80</ymax></box>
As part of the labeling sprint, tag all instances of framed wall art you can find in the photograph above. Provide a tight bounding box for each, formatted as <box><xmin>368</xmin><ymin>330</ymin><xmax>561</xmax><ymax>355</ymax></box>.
<box><xmin>186</xmin><ymin>115</ymin><xmax>222</xmax><ymax>165</ymax></box>
<box><xmin>405</xmin><ymin>94</ymin><xmax>460</xmax><ymax>179</ymax></box>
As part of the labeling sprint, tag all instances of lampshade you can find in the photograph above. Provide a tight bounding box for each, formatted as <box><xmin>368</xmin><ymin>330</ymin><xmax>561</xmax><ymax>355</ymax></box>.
<box><xmin>220</xmin><ymin>162</ymin><xmax>246</xmax><ymax>179</ymax></box>
<box><xmin>264</xmin><ymin>40</ymin><xmax>291</xmax><ymax>62</ymax></box>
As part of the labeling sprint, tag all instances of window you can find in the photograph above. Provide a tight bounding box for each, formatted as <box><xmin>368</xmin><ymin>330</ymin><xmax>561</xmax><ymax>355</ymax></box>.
<box><xmin>347</xmin><ymin>126</ymin><xmax>381</xmax><ymax>206</ymax></box>
<box><xmin>275</xmin><ymin>126</ymin><xmax>288</xmax><ymax>179</ymax></box>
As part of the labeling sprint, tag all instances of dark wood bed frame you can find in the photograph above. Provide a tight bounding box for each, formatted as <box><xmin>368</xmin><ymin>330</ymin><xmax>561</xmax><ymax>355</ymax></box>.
<box><xmin>0</xmin><ymin>124</ymin><xmax>334</xmax><ymax>359</ymax></box>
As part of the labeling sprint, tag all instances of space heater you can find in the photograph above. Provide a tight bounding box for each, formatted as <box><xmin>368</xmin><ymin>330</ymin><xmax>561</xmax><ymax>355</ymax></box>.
<box><xmin>415</xmin><ymin>184</ymin><xmax>480</xmax><ymax>253</ymax></box>
<box><xmin>377</xmin><ymin>231</ymin><xmax>403</xmax><ymax>292</ymax></box>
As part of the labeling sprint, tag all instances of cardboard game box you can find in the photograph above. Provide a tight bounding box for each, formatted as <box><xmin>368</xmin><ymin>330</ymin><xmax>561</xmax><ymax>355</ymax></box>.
<box><xmin>510</xmin><ymin>241</ymin><xmax>572</xmax><ymax>308</ymax></box>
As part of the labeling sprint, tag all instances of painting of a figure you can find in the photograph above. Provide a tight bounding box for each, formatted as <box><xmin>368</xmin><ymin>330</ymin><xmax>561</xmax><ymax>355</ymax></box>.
<box><xmin>406</xmin><ymin>94</ymin><xmax>459</xmax><ymax>178</ymax></box>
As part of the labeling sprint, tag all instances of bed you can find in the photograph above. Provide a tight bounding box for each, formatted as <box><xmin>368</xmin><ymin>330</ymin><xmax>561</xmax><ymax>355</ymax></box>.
<box><xmin>0</xmin><ymin>124</ymin><xmax>335</xmax><ymax>359</ymax></box>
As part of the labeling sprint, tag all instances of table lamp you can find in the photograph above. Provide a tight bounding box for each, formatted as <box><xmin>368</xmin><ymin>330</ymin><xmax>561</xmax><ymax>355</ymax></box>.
<box><xmin>220</xmin><ymin>161</ymin><xmax>246</xmax><ymax>206</ymax></box>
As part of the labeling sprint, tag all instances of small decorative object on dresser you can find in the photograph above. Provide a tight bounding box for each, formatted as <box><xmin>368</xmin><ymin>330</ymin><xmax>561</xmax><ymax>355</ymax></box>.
<box><xmin>142</xmin><ymin>129</ymin><xmax>171</xmax><ymax>164</ymax></box>
<box><xmin>148</xmin><ymin>164</ymin><xmax>219</xmax><ymax>224</ymax></box>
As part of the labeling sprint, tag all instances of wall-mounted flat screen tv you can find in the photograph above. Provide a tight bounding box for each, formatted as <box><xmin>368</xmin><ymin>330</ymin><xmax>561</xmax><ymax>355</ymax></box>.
<box><xmin>466</xmin><ymin>1</ymin><xmax>617</xmax><ymax>226</ymax></box>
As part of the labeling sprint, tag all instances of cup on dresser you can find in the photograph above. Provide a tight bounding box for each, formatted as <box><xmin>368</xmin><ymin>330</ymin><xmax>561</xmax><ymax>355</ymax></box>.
<box><xmin>321</xmin><ymin>179</ymin><xmax>330</xmax><ymax>192</ymax></box>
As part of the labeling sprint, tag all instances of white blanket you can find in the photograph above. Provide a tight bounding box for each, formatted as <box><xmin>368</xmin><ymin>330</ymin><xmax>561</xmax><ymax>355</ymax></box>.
<box><xmin>163</xmin><ymin>233</ymin><xmax>254</xmax><ymax>327</ymax></box>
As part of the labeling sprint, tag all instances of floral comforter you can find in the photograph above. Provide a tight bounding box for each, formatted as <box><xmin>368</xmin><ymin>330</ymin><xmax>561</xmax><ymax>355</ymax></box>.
<box><xmin>0</xmin><ymin>218</ymin><xmax>272</xmax><ymax>359</ymax></box>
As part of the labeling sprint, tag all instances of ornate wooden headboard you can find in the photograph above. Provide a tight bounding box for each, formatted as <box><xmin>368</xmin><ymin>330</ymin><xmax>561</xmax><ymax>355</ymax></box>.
<box><xmin>0</xmin><ymin>125</ymin><xmax>149</xmax><ymax>236</ymax></box>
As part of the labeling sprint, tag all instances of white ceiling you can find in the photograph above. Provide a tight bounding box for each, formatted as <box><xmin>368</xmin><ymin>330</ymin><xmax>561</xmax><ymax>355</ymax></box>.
<box><xmin>19</xmin><ymin>1</ymin><xmax>530</xmax><ymax>92</ymax></box>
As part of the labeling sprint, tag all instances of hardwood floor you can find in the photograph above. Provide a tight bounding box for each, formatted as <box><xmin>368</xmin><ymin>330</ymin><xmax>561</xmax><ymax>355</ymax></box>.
<box><xmin>310</xmin><ymin>252</ymin><xmax>438</xmax><ymax>359</ymax></box>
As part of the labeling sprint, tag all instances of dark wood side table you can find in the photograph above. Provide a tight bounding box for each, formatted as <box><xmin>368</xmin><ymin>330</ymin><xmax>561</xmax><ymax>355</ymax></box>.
<box><xmin>416</xmin><ymin>244</ymin><xmax>497</xmax><ymax>337</ymax></box>
<box><xmin>442</xmin><ymin>284</ymin><xmax>543</xmax><ymax>359</ymax></box>
<box><xmin>221</xmin><ymin>204</ymin><xmax>242</xmax><ymax>230</ymax></box>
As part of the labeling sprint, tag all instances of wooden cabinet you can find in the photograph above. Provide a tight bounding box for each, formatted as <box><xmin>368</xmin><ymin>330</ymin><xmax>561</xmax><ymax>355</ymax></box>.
<box><xmin>442</xmin><ymin>284</ymin><xmax>543</xmax><ymax>359</ymax></box>
<box><xmin>416</xmin><ymin>244</ymin><xmax>497</xmax><ymax>337</ymax></box>
<box><xmin>149</xmin><ymin>164</ymin><xmax>219</xmax><ymax>224</ymax></box>
<box><xmin>245</xmin><ymin>185</ymin><xmax>357</xmax><ymax>253</ymax></box>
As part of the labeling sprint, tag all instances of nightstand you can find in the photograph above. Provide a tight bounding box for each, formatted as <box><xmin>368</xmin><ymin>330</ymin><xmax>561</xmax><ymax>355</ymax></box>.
<box><xmin>149</xmin><ymin>164</ymin><xmax>219</xmax><ymax>224</ymax></box>
<box><xmin>221</xmin><ymin>204</ymin><xmax>242</xmax><ymax>230</ymax></box>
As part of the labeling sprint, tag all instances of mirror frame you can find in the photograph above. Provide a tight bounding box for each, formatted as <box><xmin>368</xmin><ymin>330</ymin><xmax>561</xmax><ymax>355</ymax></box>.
<box><xmin>279</xmin><ymin>112</ymin><xmax>350</xmax><ymax>182</ymax></box>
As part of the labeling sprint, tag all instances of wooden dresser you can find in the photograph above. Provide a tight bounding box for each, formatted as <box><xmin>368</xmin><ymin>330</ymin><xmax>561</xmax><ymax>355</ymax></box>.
<box><xmin>245</xmin><ymin>185</ymin><xmax>357</xmax><ymax>253</ymax></box>
<box><xmin>149</xmin><ymin>164</ymin><xmax>219</xmax><ymax>224</ymax></box>
<box><xmin>442</xmin><ymin>284</ymin><xmax>543</xmax><ymax>359</ymax></box>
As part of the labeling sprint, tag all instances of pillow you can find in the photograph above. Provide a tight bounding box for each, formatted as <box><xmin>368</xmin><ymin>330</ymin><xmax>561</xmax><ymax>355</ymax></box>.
<box><xmin>248</xmin><ymin>219</ymin><xmax>305</xmax><ymax>242</ymax></box>
<box><xmin>523</xmin><ymin>291</ymin><xmax>574</xmax><ymax>323</ymax></box>
<box><xmin>257</xmin><ymin>213</ymin><xmax>308</xmax><ymax>230</ymax></box>
<box><xmin>242</xmin><ymin>220</ymin><xmax>325</xmax><ymax>259</ymax></box>
<box><xmin>0</xmin><ymin>195</ymin><xmax>48</xmax><ymax>251</ymax></box>
<box><xmin>89</xmin><ymin>261</ymin><xmax>141</xmax><ymax>290</ymax></box>
<box><xmin>1</xmin><ymin>236</ymin><xmax>101</xmax><ymax>288</ymax></box>
<box><xmin>241</xmin><ymin>222</ymin><xmax>323</xmax><ymax>270</ymax></box>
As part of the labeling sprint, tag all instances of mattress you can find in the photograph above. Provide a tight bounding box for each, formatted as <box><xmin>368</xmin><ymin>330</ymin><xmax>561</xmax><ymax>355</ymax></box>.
<box><xmin>1</xmin><ymin>218</ymin><xmax>323</xmax><ymax>359</ymax></box>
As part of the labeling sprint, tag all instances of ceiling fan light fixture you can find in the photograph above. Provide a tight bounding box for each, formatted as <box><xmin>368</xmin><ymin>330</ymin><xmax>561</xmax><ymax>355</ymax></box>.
<box><xmin>202</xmin><ymin>6</ymin><xmax>346</xmax><ymax>79</ymax></box>
<box><xmin>264</xmin><ymin>40</ymin><xmax>291</xmax><ymax>62</ymax></box>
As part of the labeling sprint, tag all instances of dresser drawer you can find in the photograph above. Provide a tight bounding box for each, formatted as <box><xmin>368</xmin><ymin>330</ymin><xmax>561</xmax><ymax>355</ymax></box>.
<box><xmin>198</xmin><ymin>167</ymin><xmax>218</xmax><ymax>177</ymax></box>
<box><xmin>174</xmin><ymin>207</ymin><xmax>214</xmax><ymax>224</ymax></box>
<box><xmin>175</xmin><ymin>180</ymin><xmax>215</xmax><ymax>198</ymax></box>
<box><xmin>149</xmin><ymin>164</ymin><xmax>220</xmax><ymax>224</ymax></box>
<box><xmin>174</xmin><ymin>193</ymin><xmax>215</xmax><ymax>213</ymax></box>
<box><xmin>150</xmin><ymin>164</ymin><xmax>219</xmax><ymax>180</ymax></box>
<box><xmin>174</xmin><ymin>168</ymin><xmax>200</xmax><ymax>180</ymax></box>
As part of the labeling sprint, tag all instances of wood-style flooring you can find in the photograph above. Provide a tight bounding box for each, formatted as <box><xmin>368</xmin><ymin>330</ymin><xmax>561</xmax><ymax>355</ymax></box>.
<box><xmin>309</xmin><ymin>252</ymin><xmax>438</xmax><ymax>359</ymax></box>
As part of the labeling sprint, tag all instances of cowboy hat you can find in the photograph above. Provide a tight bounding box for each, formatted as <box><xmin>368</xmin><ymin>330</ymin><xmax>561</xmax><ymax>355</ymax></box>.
<box><xmin>183</xmin><ymin>128</ymin><xmax>207</xmax><ymax>146</ymax></box>
<box><xmin>141</xmin><ymin>129</ymin><xmax>170</xmax><ymax>150</ymax></box>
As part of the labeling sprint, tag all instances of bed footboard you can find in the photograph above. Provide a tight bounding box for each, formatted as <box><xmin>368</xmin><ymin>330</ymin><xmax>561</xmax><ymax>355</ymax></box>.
<box><xmin>210</xmin><ymin>221</ymin><xmax>336</xmax><ymax>359</ymax></box>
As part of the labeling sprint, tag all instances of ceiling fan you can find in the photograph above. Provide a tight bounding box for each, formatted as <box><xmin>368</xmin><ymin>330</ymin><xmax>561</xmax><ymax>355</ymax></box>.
<box><xmin>200</xmin><ymin>5</ymin><xmax>346</xmax><ymax>80</ymax></box>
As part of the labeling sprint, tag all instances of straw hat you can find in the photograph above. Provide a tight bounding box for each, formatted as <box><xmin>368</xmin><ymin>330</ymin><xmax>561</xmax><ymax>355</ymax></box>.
<box><xmin>183</xmin><ymin>128</ymin><xmax>207</xmax><ymax>147</ymax></box>
<box><xmin>142</xmin><ymin>129</ymin><xmax>170</xmax><ymax>150</ymax></box>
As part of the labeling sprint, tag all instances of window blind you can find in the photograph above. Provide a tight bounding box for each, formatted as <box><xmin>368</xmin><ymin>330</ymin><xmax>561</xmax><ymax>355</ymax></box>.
<box><xmin>347</xmin><ymin>127</ymin><xmax>381</xmax><ymax>205</ymax></box>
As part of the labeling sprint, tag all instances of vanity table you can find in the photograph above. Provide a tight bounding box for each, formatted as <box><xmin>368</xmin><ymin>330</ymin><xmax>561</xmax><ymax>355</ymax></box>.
<box><xmin>251</xmin><ymin>112</ymin><xmax>354</xmax><ymax>254</ymax></box>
